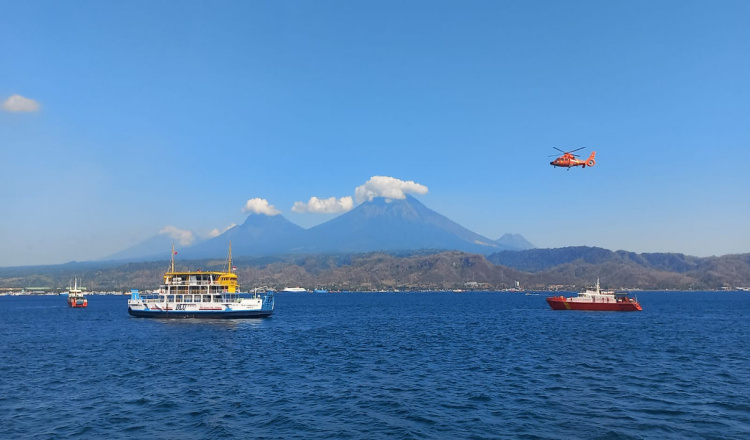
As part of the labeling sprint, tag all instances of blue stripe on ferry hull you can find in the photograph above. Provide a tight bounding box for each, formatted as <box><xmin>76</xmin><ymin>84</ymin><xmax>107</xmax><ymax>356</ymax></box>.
<box><xmin>128</xmin><ymin>308</ymin><xmax>273</xmax><ymax>319</ymax></box>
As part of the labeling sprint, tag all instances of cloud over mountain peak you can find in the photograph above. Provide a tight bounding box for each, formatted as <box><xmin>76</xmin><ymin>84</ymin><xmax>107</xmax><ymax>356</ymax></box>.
<box><xmin>242</xmin><ymin>198</ymin><xmax>280</xmax><ymax>216</ymax></box>
<box><xmin>354</xmin><ymin>176</ymin><xmax>428</xmax><ymax>203</ymax></box>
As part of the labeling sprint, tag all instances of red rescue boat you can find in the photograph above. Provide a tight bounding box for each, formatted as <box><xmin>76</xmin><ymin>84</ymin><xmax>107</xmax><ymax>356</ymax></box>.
<box><xmin>66</xmin><ymin>277</ymin><xmax>88</xmax><ymax>308</ymax></box>
<box><xmin>546</xmin><ymin>278</ymin><xmax>641</xmax><ymax>312</ymax></box>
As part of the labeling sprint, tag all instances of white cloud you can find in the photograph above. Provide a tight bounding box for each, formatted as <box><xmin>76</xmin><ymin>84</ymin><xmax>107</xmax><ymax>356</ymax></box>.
<box><xmin>292</xmin><ymin>196</ymin><xmax>354</xmax><ymax>214</ymax></box>
<box><xmin>242</xmin><ymin>198</ymin><xmax>281</xmax><ymax>216</ymax></box>
<box><xmin>207</xmin><ymin>223</ymin><xmax>237</xmax><ymax>238</ymax></box>
<box><xmin>159</xmin><ymin>225</ymin><xmax>195</xmax><ymax>246</ymax></box>
<box><xmin>354</xmin><ymin>176</ymin><xmax>428</xmax><ymax>203</ymax></box>
<box><xmin>2</xmin><ymin>94</ymin><xmax>40</xmax><ymax>113</ymax></box>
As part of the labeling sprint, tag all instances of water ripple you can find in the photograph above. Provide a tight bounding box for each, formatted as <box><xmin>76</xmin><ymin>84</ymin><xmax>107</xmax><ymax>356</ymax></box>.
<box><xmin>1</xmin><ymin>292</ymin><xmax>749</xmax><ymax>439</ymax></box>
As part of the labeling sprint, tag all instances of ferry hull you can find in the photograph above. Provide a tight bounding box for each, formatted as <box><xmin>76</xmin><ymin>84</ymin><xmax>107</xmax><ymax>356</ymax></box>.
<box><xmin>546</xmin><ymin>297</ymin><xmax>642</xmax><ymax>312</ymax></box>
<box><xmin>128</xmin><ymin>307</ymin><xmax>272</xmax><ymax>319</ymax></box>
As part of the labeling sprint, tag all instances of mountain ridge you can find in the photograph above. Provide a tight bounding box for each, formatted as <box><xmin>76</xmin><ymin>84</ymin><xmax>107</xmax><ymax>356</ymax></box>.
<box><xmin>105</xmin><ymin>195</ymin><xmax>528</xmax><ymax>261</ymax></box>
<box><xmin>494</xmin><ymin>233</ymin><xmax>535</xmax><ymax>251</ymax></box>
<box><xmin>3</xmin><ymin>247</ymin><xmax>748</xmax><ymax>291</ymax></box>
<box><xmin>295</xmin><ymin>195</ymin><xmax>502</xmax><ymax>254</ymax></box>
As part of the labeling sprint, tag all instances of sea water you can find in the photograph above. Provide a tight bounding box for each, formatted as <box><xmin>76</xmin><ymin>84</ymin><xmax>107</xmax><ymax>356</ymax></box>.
<box><xmin>1</xmin><ymin>291</ymin><xmax>748</xmax><ymax>439</ymax></box>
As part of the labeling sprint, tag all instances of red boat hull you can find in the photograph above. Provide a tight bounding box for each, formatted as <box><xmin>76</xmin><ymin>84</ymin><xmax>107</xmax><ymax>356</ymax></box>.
<box><xmin>546</xmin><ymin>296</ymin><xmax>642</xmax><ymax>312</ymax></box>
<box><xmin>68</xmin><ymin>298</ymin><xmax>88</xmax><ymax>308</ymax></box>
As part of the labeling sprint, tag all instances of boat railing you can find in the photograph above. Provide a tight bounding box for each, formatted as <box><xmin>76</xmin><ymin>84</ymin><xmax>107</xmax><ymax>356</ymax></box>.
<box><xmin>137</xmin><ymin>292</ymin><xmax>238</xmax><ymax>302</ymax></box>
<box><xmin>167</xmin><ymin>279</ymin><xmax>227</xmax><ymax>287</ymax></box>
<box><xmin>132</xmin><ymin>289</ymin><xmax>271</xmax><ymax>303</ymax></box>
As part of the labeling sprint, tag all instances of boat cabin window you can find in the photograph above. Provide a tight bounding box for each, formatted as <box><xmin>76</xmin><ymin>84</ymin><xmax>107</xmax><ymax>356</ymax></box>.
<box><xmin>202</xmin><ymin>295</ymin><xmax>211</xmax><ymax>302</ymax></box>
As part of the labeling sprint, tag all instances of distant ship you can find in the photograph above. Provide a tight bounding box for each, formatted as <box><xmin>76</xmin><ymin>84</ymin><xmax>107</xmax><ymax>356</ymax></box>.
<box><xmin>546</xmin><ymin>278</ymin><xmax>642</xmax><ymax>312</ymax></box>
<box><xmin>67</xmin><ymin>278</ymin><xmax>88</xmax><ymax>308</ymax></box>
<box><xmin>282</xmin><ymin>287</ymin><xmax>307</xmax><ymax>293</ymax></box>
<box><xmin>127</xmin><ymin>243</ymin><xmax>274</xmax><ymax>319</ymax></box>
<box><xmin>313</xmin><ymin>288</ymin><xmax>329</xmax><ymax>293</ymax></box>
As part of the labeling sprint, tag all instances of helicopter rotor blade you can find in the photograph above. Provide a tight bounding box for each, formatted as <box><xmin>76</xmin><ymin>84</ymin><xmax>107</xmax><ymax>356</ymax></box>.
<box><xmin>550</xmin><ymin>145</ymin><xmax>585</xmax><ymax>157</ymax></box>
<box><xmin>553</xmin><ymin>146</ymin><xmax>584</xmax><ymax>157</ymax></box>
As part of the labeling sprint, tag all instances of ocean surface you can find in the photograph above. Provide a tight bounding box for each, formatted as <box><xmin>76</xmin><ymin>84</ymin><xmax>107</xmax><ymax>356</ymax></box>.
<box><xmin>1</xmin><ymin>291</ymin><xmax>749</xmax><ymax>439</ymax></box>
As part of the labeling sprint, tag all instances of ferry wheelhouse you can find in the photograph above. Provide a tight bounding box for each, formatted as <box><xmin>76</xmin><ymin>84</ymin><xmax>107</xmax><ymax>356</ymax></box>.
<box><xmin>127</xmin><ymin>244</ymin><xmax>274</xmax><ymax>319</ymax></box>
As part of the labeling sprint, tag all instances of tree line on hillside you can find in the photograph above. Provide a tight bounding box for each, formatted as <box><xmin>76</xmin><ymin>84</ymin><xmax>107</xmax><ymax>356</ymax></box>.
<box><xmin>1</xmin><ymin>247</ymin><xmax>748</xmax><ymax>292</ymax></box>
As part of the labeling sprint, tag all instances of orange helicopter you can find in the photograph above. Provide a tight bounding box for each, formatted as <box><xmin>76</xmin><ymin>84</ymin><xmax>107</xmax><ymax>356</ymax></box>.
<box><xmin>549</xmin><ymin>147</ymin><xmax>596</xmax><ymax>169</ymax></box>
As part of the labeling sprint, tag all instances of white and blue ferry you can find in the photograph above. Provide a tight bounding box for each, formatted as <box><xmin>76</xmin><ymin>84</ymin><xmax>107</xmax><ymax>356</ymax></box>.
<box><xmin>127</xmin><ymin>244</ymin><xmax>274</xmax><ymax>319</ymax></box>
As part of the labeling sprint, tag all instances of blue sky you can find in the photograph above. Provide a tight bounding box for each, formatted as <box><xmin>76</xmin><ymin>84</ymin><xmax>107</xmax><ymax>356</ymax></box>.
<box><xmin>1</xmin><ymin>0</ymin><xmax>749</xmax><ymax>266</ymax></box>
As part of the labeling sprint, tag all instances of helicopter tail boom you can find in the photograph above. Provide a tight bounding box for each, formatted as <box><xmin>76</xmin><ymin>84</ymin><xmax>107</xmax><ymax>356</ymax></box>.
<box><xmin>584</xmin><ymin>151</ymin><xmax>596</xmax><ymax>167</ymax></box>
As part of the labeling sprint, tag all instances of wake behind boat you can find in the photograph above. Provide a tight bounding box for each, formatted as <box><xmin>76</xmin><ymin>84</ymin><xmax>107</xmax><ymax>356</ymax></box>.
<box><xmin>546</xmin><ymin>278</ymin><xmax>642</xmax><ymax>312</ymax></box>
<box><xmin>127</xmin><ymin>243</ymin><xmax>274</xmax><ymax>319</ymax></box>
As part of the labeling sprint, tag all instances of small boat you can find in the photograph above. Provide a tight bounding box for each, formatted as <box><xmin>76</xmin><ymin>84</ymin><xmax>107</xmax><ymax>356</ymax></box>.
<box><xmin>313</xmin><ymin>288</ymin><xmax>329</xmax><ymax>293</ymax></box>
<box><xmin>127</xmin><ymin>243</ymin><xmax>274</xmax><ymax>319</ymax></box>
<box><xmin>546</xmin><ymin>278</ymin><xmax>642</xmax><ymax>312</ymax></box>
<box><xmin>282</xmin><ymin>287</ymin><xmax>307</xmax><ymax>293</ymax></box>
<box><xmin>67</xmin><ymin>278</ymin><xmax>88</xmax><ymax>308</ymax></box>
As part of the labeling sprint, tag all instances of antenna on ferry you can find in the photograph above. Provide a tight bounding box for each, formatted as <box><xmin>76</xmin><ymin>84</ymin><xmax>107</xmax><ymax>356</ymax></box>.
<box><xmin>226</xmin><ymin>241</ymin><xmax>233</xmax><ymax>273</ymax></box>
<box><xmin>170</xmin><ymin>243</ymin><xmax>176</xmax><ymax>273</ymax></box>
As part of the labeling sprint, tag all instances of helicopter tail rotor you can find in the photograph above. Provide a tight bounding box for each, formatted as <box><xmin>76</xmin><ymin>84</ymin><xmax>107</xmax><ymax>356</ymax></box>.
<box><xmin>585</xmin><ymin>151</ymin><xmax>596</xmax><ymax>167</ymax></box>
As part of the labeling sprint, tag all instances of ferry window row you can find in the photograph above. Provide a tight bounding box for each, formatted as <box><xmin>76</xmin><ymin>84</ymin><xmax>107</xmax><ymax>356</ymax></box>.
<box><xmin>157</xmin><ymin>295</ymin><xmax>226</xmax><ymax>302</ymax></box>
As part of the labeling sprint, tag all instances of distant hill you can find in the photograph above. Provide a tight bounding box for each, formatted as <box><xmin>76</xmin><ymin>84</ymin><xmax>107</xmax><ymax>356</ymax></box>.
<box><xmin>294</xmin><ymin>195</ymin><xmax>500</xmax><ymax>254</ymax></box>
<box><xmin>85</xmin><ymin>199</ymin><xmax>750</xmax><ymax>291</ymax></box>
<box><xmin>487</xmin><ymin>246</ymin><xmax>702</xmax><ymax>273</ymax></box>
<box><xmin>180</xmin><ymin>214</ymin><xmax>305</xmax><ymax>259</ymax></box>
<box><xmin>494</xmin><ymin>233</ymin><xmax>535</xmax><ymax>251</ymax></box>
<box><xmin>3</xmin><ymin>248</ymin><xmax>748</xmax><ymax>291</ymax></box>
<box><xmin>487</xmin><ymin>246</ymin><xmax>750</xmax><ymax>289</ymax></box>
<box><xmin>105</xmin><ymin>195</ymin><xmax>529</xmax><ymax>260</ymax></box>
